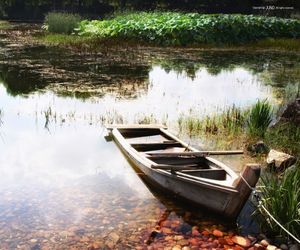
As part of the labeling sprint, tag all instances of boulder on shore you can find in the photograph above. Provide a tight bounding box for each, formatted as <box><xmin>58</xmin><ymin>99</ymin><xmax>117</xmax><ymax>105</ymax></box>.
<box><xmin>280</xmin><ymin>98</ymin><xmax>300</xmax><ymax>125</ymax></box>
<box><xmin>266</xmin><ymin>149</ymin><xmax>297</xmax><ymax>172</ymax></box>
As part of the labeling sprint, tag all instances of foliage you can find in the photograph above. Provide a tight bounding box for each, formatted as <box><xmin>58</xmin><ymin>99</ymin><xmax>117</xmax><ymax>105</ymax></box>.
<box><xmin>247</xmin><ymin>99</ymin><xmax>272</xmax><ymax>137</ymax></box>
<box><xmin>258</xmin><ymin>167</ymin><xmax>300</xmax><ymax>239</ymax></box>
<box><xmin>265</xmin><ymin>122</ymin><xmax>300</xmax><ymax>156</ymax></box>
<box><xmin>45</xmin><ymin>12</ymin><xmax>81</xmax><ymax>34</ymax></box>
<box><xmin>76</xmin><ymin>12</ymin><xmax>300</xmax><ymax>46</ymax></box>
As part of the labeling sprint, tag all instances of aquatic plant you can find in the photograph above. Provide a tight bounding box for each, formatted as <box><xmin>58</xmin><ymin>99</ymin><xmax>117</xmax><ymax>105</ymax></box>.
<box><xmin>45</xmin><ymin>12</ymin><xmax>81</xmax><ymax>34</ymax></box>
<box><xmin>76</xmin><ymin>12</ymin><xmax>300</xmax><ymax>46</ymax></box>
<box><xmin>258</xmin><ymin>167</ymin><xmax>300</xmax><ymax>239</ymax></box>
<box><xmin>247</xmin><ymin>100</ymin><xmax>272</xmax><ymax>138</ymax></box>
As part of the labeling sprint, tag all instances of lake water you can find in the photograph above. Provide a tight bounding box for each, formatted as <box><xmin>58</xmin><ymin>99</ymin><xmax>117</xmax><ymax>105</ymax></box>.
<box><xmin>0</xmin><ymin>25</ymin><xmax>299</xmax><ymax>249</ymax></box>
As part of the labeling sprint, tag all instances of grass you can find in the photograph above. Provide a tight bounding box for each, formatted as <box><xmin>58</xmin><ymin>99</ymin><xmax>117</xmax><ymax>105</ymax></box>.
<box><xmin>247</xmin><ymin>99</ymin><xmax>273</xmax><ymax>138</ymax></box>
<box><xmin>44</xmin><ymin>12</ymin><xmax>81</xmax><ymax>34</ymax></box>
<box><xmin>258</xmin><ymin>166</ymin><xmax>300</xmax><ymax>239</ymax></box>
<box><xmin>37</xmin><ymin>34</ymin><xmax>97</xmax><ymax>48</ymax></box>
<box><xmin>178</xmin><ymin>105</ymin><xmax>248</xmax><ymax>138</ymax></box>
<box><xmin>265</xmin><ymin>122</ymin><xmax>300</xmax><ymax>156</ymax></box>
<box><xmin>0</xmin><ymin>20</ymin><xmax>11</xmax><ymax>29</ymax></box>
<box><xmin>76</xmin><ymin>12</ymin><xmax>300</xmax><ymax>46</ymax></box>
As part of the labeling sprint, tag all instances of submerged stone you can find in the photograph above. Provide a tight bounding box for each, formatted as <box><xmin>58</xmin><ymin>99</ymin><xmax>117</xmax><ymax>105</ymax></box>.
<box><xmin>232</xmin><ymin>235</ymin><xmax>251</xmax><ymax>248</ymax></box>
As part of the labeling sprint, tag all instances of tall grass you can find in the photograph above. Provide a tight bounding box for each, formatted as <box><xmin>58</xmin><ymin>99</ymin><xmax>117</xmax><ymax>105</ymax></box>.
<box><xmin>178</xmin><ymin>105</ymin><xmax>247</xmax><ymax>137</ymax></box>
<box><xmin>45</xmin><ymin>12</ymin><xmax>81</xmax><ymax>34</ymax></box>
<box><xmin>265</xmin><ymin>122</ymin><xmax>300</xmax><ymax>156</ymax></box>
<box><xmin>258</xmin><ymin>167</ymin><xmax>300</xmax><ymax>239</ymax></box>
<box><xmin>77</xmin><ymin>12</ymin><xmax>300</xmax><ymax>46</ymax></box>
<box><xmin>247</xmin><ymin>99</ymin><xmax>272</xmax><ymax>138</ymax></box>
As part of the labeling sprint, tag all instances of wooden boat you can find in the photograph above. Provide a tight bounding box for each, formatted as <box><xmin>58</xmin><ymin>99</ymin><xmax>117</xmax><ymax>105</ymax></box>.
<box><xmin>107</xmin><ymin>124</ymin><xmax>260</xmax><ymax>218</ymax></box>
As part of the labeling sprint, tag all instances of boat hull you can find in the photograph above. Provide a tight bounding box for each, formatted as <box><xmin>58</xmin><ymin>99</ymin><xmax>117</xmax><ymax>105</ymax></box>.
<box><xmin>109</xmin><ymin>126</ymin><xmax>260</xmax><ymax>219</ymax></box>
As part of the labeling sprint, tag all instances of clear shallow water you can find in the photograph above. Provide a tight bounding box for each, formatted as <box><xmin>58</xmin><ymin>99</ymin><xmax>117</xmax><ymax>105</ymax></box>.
<box><xmin>0</xmin><ymin>25</ymin><xmax>300</xmax><ymax>249</ymax></box>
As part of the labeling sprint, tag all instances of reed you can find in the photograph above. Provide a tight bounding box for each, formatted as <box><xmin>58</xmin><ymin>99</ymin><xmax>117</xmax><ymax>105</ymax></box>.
<box><xmin>247</xmin><ymin>99</ymin><xmax>272</xmax><ymax>138</ymax></box>
<box><xmin>258</xmin><ymin>167</ymin><xmax>300</xmax><ymax>239</ymax></box>
<box><xmin>135</xmin><ymin>114</ymin><xmax>157</xmax><ymax>125</ymax></box>
<box><xmin>178</xmin><ymin>105</ymin><xmax>247</xmax><ymax>137</ymax></box>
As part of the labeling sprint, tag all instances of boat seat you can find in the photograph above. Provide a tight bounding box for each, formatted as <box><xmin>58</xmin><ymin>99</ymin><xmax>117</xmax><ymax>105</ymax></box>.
<box><xmin>180</xmin><ymin>169</ymin><xmax>227</xmax><ymax>180</ymax></box>
<box><xmin>131</xmin><ymin>141</ymin><xmax>183</xmax><ymax>151</ymax></box>
<box><xmin>119</xmin><ymin>128</ymin><xmax>163</xmax><ymax>138</ymax></box>
<box><xmin>151</xmin><ymin>164</ymin><xmax>200</xmax><ymax>171</ymax></box>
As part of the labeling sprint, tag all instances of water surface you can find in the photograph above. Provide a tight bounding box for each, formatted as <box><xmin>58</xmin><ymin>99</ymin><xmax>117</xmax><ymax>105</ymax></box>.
<box><xmin>0</xmin><ymin>24</ymin><xmax>299</xmax><ymax>249</ymax></box>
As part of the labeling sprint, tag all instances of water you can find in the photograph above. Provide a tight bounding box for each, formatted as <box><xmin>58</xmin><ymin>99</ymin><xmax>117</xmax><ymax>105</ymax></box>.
<box><xmin>0</xmin><ymin>24</ymin><xmax>299</xmax><ymax>249</ymax></box>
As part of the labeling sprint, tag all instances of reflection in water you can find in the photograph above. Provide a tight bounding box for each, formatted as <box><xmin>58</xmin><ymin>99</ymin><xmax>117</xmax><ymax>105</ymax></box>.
<box><xmin>0</xmin><ymin>63</ymin><xmax>274</xmax><ymax>248</ymax></box>
<box><xmin>0</xmin><ymin>24</ymin><xmax>300</xmax><ymax>249</ymax></box>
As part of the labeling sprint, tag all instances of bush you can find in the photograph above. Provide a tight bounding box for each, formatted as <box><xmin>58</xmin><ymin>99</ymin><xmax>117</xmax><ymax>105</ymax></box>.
<box><xmin>247</xmin><ymin>99</ymin><xmax>272</xmax><ymax>137</ymax></box>
<box><xmin>45</xmin><ymin>12</ymin><xmax>81</xmax><ymax>34</ymax></box>
<box><xmin>76</xmin><ymin>12</ymin><xmax>300</xmax><ymax>45</ymax></box>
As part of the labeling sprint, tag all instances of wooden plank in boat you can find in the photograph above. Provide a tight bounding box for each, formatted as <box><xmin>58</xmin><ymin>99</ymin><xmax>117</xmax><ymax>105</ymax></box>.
<box><xmin>106</xmin><ymin>124</ymin><xmax>167</xmax><ymax>130</ymax></box>
<box><xmin>131</xmin><ymin>142</ymin><xmax>183</xmax><ymax>151</ymax></box>
<box><xmin>151</xmin><ymin>164</ymin><xmax>200</xmax><ymax>170</ymax></box>
<box><xmin>147</xmin><ymin>150</ymin><xmax>244</xmax><ymax>157</ymax></box>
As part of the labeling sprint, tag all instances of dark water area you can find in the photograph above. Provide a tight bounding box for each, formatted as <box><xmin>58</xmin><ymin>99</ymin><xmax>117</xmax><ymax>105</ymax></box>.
<box><xmin>0</xmin><ymin>24</ymin><xmax>299</xmax><ymax>249</ymax></box>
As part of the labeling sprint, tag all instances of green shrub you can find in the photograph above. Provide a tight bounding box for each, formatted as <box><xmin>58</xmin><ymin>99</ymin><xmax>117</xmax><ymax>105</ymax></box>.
<box><xmin>258</xmin><ymin>167</ymin><xmax>300</xmax><ymax>239</ymax></box>
<box><xmin>76</xmin><ymin>12</ymin><xmax>300</xmax><ymax>45</ymax></box>
<box><xmin>45</xmin><ymin>12</ymin><xmax>81</xmax><ymax>34</ymax></box>
<box><xmin>247</xmin><ymin>99</ymin><xmax>272</xmax><ymax>137</ymax></box>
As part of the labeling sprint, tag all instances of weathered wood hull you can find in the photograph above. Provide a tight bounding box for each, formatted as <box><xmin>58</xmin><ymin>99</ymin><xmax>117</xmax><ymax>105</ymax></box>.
<box><xmin>109</xmin><ymin>126</ymin><xmax>260</xmax><ymax>219</ymax></box>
